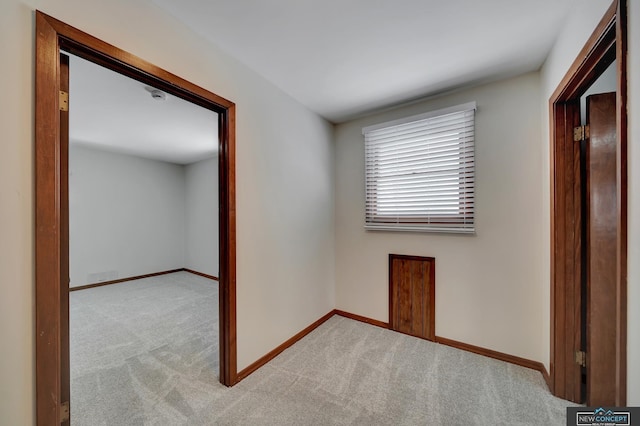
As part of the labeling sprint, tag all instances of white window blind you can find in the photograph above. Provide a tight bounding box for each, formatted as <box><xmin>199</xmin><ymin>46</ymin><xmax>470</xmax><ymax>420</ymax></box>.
<box><xmin>363</xmin><ymin>102</ymin><xmax>476</xmax><ymax>234</ymax></box>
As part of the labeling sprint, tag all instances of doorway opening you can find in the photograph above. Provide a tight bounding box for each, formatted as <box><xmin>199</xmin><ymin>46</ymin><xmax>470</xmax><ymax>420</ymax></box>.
<box><xmin>549</xmin><ymin>0</ymin><xmax>627</xmax><ymax>406</ymax></box>
<box><xmin>35</xmin><ymin>11</ymin><xmax>237</xmax><ymax>425</ymax></box>
<box><xmin>65</xmin><ymin>50</ymin><xmax>221</xmax><ymax>423</ymax></box>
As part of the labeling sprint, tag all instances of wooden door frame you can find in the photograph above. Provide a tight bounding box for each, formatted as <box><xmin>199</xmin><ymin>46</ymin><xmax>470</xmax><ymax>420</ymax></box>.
<box><xmin>549</xmin><ymin>0</ymin><xmax>627</xmax><ymax>404</ymax></box>
<box><xmin>35</xmin><ymin>11</ymin><xmax>238</xmax><ymax>425</ymax></box>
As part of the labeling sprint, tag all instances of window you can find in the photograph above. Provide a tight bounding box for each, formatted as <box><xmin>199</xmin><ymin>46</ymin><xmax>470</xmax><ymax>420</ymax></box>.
<box><xmin>363</xmin><ymin>102</ymin><xmax>476</xmax><ymax>234</ymax></box>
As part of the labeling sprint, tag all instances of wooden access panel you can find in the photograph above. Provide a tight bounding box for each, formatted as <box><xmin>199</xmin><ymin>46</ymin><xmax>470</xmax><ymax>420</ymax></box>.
<box><xmin>389</xmin><ymin>254</ymin><xmax>435</xmax><ymax>341</ymax></box>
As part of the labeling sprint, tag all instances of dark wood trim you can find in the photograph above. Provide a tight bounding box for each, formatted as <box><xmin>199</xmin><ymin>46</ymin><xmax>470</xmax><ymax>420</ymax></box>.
<box><xmin>542</xmin><ymin>366</ymin><xmax>552</xmax><ymax>391</ymax></box>
<box><xmin>549</xmin><ymin>0</ymin><xmax>627</xmax><ymax>405</ymax></box>
<box><xmin>550</xmin><ymin>1</ymin><xmax>617</xmax><ymax>102</ymax></box>
<box><xmin>435</xmin><ymin>336</ymin><xmax>548</xmax><ymax>376</ymax></box>
<box><xmin>549</xmin><ymin>99</ymin><xmax>583</xmax><ymax>402</ymax></box>
<box><xmin>68</xmin><ymin>269</ymin><xmax>184</xmax><ymax>291</ymax></box>
<box><xmin>59</xmin><ymin>52</ymin><xmax>71</xmax><ymax>426</ymax></box>
<box><xmin>69</xmin><ymin>268</ymin><xmax>219</xmax><ymax>292</ymax></box>
<box><xmin>35</xmin><ymin>11</ymin><xmax>237</xmax><ymax>424</ymax></box>
<box><xmin>614</xmin><ymin>0</ymin><xmax>628</xmax><ymax>406</ymax></box>
<box><xmin>339</xmin><ymin>308</ymin><xmax>554</xmax><ymax>389</ymax></box>
<box><xmin>334</xmin><ymin>310</ymin><xmax>389</xmax><ymax>329</ymax></box>
<box><xmin>183</xmin><ymin>268</ymin><xmax>219</xmax><ymax>281</ymax></box>
<box><xmin>234</xmin><ymin>309</ymin><xmax>554</xmax><ymax>392</ymax></box>
<box><xmin>43</xmin><ymin>16</ymin><xmax>234</xmax><ymax>112</ymax></box>
<box><xmin>35</xmin><ymin>12</ymin><xmax>64</xmax><ymax>424</ymax></box>
<box><xmin>218</xmin><ymin>102</ymin><xmax>237</xmax><ymax>386</ymax></box>
<box><xmin>236</xmin><ymin>310</ymin><xmax>335</xmax><ymax>381</ymax></box>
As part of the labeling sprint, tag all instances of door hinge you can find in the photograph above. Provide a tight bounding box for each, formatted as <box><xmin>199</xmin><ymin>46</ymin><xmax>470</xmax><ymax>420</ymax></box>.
<box><xmin>575</xmin><ymin>350</ymin><xmax>587</xmax><ymax>368</ymax></box>
<box><xmin>573</xmin><ymin>125</ymin><xmax>590</xmax><ymax>142</ymax></box>
<box><xmin>60</xmin><ymin>401</ymin><xmax>70</xmax><ymax>423</ymax></box>
<box><xmin>59</xmin><ymin>90</ymin><xmax>69</xmax><ymax>112</ymax></box>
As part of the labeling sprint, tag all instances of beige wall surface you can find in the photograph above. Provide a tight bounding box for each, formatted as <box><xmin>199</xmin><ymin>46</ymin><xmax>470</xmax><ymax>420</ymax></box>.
<box><xmin>335</xmin><ymin>72</ymin><xmax>546</xmax><ymax>363</ymax></box>
<box><xmin>0</xmin><ymin>0</ymin><xmax>335</xmax><ymax>423</ymax></box>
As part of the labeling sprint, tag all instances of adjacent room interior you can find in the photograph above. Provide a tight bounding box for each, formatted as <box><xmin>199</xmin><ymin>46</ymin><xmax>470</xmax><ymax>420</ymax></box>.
<box><xmin>65</xmin><ymin>53</ymin><xmax>221</xmax><ymax>423</ymax></box>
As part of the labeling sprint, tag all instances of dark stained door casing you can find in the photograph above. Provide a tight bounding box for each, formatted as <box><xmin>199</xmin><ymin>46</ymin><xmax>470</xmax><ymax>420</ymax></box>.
<box><xmin>60</xmin><ymin>53</ymin><xmax>71</xmax><ymax>426</ymax></box>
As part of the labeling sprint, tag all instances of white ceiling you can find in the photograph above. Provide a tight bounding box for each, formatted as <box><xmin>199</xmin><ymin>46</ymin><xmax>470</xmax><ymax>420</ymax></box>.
<box><xmin>152</xmin><ymin>0</ymin><xmax>578</xmax><ymax>123</ymax></box>
<box><xmin>69</xmin><ymin>54</ymin><xmax>218</xmax><ymax>165</ymax></box>
<box><xmin>68</xmin><ymin>1</ymin><xmax>577</xmax><ymax>163</ymax></box>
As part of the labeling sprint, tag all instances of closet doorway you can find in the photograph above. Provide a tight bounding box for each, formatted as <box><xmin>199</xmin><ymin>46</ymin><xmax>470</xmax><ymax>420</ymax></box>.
<box><xmin>548</xmin><ymin>0</ymin><xmax>627</xmax><ymax>406</ymax></box>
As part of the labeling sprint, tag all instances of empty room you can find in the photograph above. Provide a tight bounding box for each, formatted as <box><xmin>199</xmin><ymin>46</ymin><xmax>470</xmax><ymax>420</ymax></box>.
<box><xmin>1</xmin><ymin>0</ymin><xmax>638</xmax><ymax>425</ymax></box>
<box><xmin>66</xmin><ymin>54</ymin><xmax>221</xmax><ymax>423</ymax></box>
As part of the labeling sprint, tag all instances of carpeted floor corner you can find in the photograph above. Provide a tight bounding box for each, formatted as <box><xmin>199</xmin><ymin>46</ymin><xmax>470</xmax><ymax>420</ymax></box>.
<box><xmin>70</xmin><ymin>272</ymin><xmax>575</xmax><ymax>425</ymax></box>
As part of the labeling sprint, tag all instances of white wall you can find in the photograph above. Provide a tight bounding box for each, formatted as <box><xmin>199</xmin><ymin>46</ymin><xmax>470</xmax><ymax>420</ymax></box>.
<box><xmin>68</xmin><ymin>145</ymin><xmax>186</xmax><ymax>287</ymax></box>
<box><xmin>335</xmin><ymin>72</ymin><xmax>545</xmax><ymax>362</ymax></box>
<box><xmin>540</xmin><ymin>0</ymin><xmax>639</xmax><ymax>402</ymax></box>
<box><xmin>0</xmin><ymin>0</ymin><xmax>335</xmax><ymax>423</ymax></box>
<box><xmin>69</xmin><ymin>146</ymin><xmax>219</xmax><ymax>286</ymax></box>
<box><xmin>185</xmin><ymin>156</ymin><xmax>218</xmax><ymax>276</ymax></box>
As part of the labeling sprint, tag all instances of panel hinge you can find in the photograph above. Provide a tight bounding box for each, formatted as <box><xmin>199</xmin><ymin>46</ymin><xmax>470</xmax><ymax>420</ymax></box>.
<box><xmin>59</xmin><ymin>90</ymin><xmax>69</xmax><ymax>112</ymax></box>
<box><xmin>573</xmin><ymin>125</ymin><xmax>590</xmax><ymax>142</ymax></box>
<box><xmin>60</xmin><ymin>401</ymin><xmax>70</xmax><ymax>423</ymax></box>
<box><xmin>575</xmin><ymin>350</ymin><xmax>587</xmax><ymax>368</ymax></box>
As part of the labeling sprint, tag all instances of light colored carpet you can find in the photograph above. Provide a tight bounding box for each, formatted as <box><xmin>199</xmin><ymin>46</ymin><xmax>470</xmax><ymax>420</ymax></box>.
<box><xmin>71</xmin><ymin>272</ymin><xmax>574</xmax><ymax>425</ymax></box>
<box><xmin>70</xmin><ymin>271</ymin><xmax>219</xmax><ymax>425</ymax></box>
